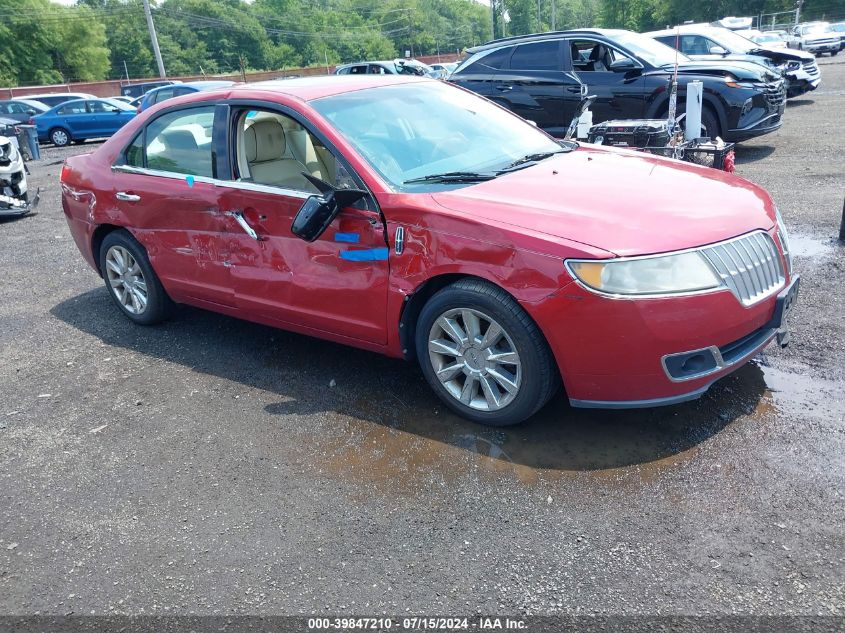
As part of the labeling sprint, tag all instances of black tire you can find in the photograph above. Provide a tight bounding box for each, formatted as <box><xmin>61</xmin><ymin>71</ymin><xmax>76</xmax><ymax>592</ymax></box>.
<box><xmin>832</xmin><ymin>50</ymin><xmax>839</xmax><ymax>57</ymax></box>
<box><xmin>415</xmin><ymin>278</ymin><xmax>559</xmax><ymax>426</ymax></box>
<box><xmin>699</xmin><ymin>107</ymin><xmax>721</xmax><ymax>141</ymax></box>
<box><xmin>49</xmin><ymin>127</ymin><xmax>71</xmax><ymax>147</ymax></box>
<box><xmin>99</xmin><ymin>230</ymin><xmax>173</xmax><ymax>325</ymax></box>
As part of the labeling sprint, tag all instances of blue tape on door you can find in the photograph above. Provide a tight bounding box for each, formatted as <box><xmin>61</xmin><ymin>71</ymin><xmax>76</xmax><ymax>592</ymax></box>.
<box><xmin>334</xmin><ymin>232</ymin><xmax>360</xmax><ymax>243</ymax></box>
<box><xmin>339</xmin><ymin>247</ymin><xmax>389</xmax><ymax>262</ymax></box>
<box><xmin>186</xmin><ymin>176</ymin><xmax>195</xmax><ymax>188</ymax></box>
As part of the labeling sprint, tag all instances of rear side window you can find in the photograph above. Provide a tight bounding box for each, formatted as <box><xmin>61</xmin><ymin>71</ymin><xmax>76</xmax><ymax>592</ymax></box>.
<box><xmin>128</xmin><ymin>107</ymin><xmax>216</xmax><ymax>177</ymax></box>
<box><xmin>57</xmin><ymin>102</ymin><xmax>87</xmax><ymax>115</ymax></box>
<box><xmin>655</xmin><ymin>35</ymin><xmax>676</xmax><ymax>49</ymax></box>
<box><xmin>462</xmin><ymin>47</ymin><xmax>512</xmax><ymax>73</ymax></box>
<box><xmin>152</xmin><ymin>88</ymin><xmax>174</xmax><ymax>104</ymax></box>
<box><xmin>509</xmin><ymin>41</ymin><xmax>561</xmax><ymax>71</ymax></box>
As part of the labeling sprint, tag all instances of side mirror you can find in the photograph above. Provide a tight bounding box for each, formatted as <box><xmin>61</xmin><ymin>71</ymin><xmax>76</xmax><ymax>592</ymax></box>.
<box><xmin>608</xmin><ymin>57</ymin><xmax>637</xmax><ymax>71</ymax></box>
<box><xmin>291</xmin><ymin>173</ymin><xmax>367</xmax><ymax>242</ymax></box>
<box><xmin>709</xmin><ymin>45</ymin><xmax>728</xmax><ymax>55</ymax></box>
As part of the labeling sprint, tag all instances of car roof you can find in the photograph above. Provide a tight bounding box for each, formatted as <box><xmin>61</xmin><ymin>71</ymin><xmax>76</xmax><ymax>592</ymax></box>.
<box><xmin>146</xmin><ymin>80</ymin><xmax>235</xmax><ymax>95</ymax></box>
<box><xmin>645</xmin><ymin>24</ymin><xmax>731</xmax><ymax>37</ymax></box>
<box><xmin>224</xmin><ymin>75</ymin><xmax>429</xmax><ymax>101</ymax></box>
<box><xmin>466</xmin><ymin>29</ymin><xmax>635</xmax><ymax>54</ymax></box>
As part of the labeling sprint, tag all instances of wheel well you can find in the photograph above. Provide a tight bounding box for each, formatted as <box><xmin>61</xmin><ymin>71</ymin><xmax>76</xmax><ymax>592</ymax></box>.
<box><xmin>49</xmin><ymin>126</ymin><xmax>69</xmax><ymax>137</ymax></box>
<box><xmin>398</xmin><ymin>273</ymin><xmax>540</xmax><ymax>363</ymax></box>
<box><xmin>91</xmin><ymin>224</ymin><xmax>125</xmax><ymax>276</ymax></box>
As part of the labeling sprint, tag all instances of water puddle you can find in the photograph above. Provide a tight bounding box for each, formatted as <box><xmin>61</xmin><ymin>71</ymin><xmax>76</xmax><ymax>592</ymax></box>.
<box><xmin>299</xmin><ymin>363</ymin><xmax>779</xmax><ymax>492</ymax></box>
<box><xmin>756</xmin><ymin>363</ymin><xmax>844</xmax><ymax>421</ymax></box>
<box><xmin>788</xmin><ymin>234</ymin><xmax>838</xmax><ymax>260</ymax></box>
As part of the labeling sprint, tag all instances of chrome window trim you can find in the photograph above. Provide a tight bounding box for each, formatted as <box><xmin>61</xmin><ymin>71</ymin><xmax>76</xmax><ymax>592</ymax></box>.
<box><xmin>111</xmin><ymin>164</ymin><xmax>312</xmax><ymax>199</ymax></box>
<box><xmin>564</xmin><ymin>229</ymin><xmax>784</xmax><ymax>304</ymax></box>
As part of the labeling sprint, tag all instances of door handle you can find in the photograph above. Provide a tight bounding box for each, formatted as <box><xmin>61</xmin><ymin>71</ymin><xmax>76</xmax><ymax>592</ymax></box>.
<box><xmin>227</xmin><ymin>210</ymin><xmax>262</xmax><ymax>241</ymax></box>
<box><xmin>116</xmin><ymin>191</ymin><xmax>140</xmax><ymax>202</ymax></box>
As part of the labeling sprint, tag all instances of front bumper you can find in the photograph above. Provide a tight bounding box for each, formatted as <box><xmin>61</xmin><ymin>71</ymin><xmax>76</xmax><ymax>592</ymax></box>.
<box><xmin>804</xmin><ymin>42</ymin><xmax>839</xmax><ymax>53</ymax></box>
<box><xmin>527</xmin><ymin>263</ymin><xmax>796</xmax><ymax>409</ymax></box>
<box><xmin>0</xmin><ymin>188</ymin><xmax>39</xmax><ymax>217</ymax></box>
<box><xmin>728</xmin><ymin>110</ymin><xmax>783</xmax><ymax>141</ymax></box>
<box><xmin>785</xmin><ymin>70</ymin><xmax>820</xmax><ymax>97</ymax></box>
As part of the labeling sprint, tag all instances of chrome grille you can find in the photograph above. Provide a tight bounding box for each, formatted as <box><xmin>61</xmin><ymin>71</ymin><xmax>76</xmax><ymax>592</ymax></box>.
<box><xmin>764</xmin><ymin>80</ymin><xmax>786</xmax><ymax>109</ymax></box>
<box><xmin>802</xmin><ymin>59</ymin><xmax>820</xmax><ymax>78</ymax></box>
<box><xmin>701</xmin><ymin>232</ymin><xmax>785</xmax><ymax>306</ymax></box>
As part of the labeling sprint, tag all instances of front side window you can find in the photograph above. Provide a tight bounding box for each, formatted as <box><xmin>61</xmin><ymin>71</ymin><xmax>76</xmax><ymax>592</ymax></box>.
<box><xmin>87</xmin><ymin>100</ymin><xmax>117</xmax><ymax>113</ymax></box>
<box><xmin>234</xmin><ymin>109</ymin><xmax>350</xmax><ymax>194</ymax></box>
<box><xmin>311</xmin><ymin>81</ymin><xmax>562</xmax><ymax>191</ymax></box>
<box><xmin>134</xmin><ymin>107</ymin><xmax>216</xmax><ymax>177</ymax></box>
<box><xmin>509</xmin><ymin>41</ymin><xmax>560</xmax><ymax>71</ymax></box>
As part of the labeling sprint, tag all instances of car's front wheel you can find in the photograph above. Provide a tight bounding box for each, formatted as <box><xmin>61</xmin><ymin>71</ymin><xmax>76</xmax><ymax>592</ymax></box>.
<box><xmin>415</xmin><ymin>279</ymin><xmax>559</xmax><ymax>426</ymax></box>
<box><xmin>50</xmin><ymin>127</ymin><xmax>71</xmax><ymax>147</ymax></box>
<box><xmin>99</xmin><ymin>230</ymin><xmax>172</xmax><ymax>325</ymax></box>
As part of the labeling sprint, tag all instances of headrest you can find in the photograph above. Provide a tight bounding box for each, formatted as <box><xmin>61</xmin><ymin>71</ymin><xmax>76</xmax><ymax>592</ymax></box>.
<box><xmin>244</xmin><ymin>120</ymin><xmax>286</xmax><ymax>163</ymax></box>
<box><xmin>162</xmin><ymin>130</ymin><xmax>198</xmax><ymax>151</ymax></box>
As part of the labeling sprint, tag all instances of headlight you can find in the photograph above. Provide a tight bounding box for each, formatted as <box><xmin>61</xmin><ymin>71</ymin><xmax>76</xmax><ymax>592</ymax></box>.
<box><xmin>566</xmin><ymin>252</ymin><xmax>723</xmax><ymax>297</ymax></box>
<box><xmin>775</xmin><ymin>206</ymin><xmax>792</xmax><ymax>274</ymax></box>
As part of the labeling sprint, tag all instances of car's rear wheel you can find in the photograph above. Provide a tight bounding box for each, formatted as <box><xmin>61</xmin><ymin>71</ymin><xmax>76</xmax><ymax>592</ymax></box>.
<box><xmin>415</xmin><ymin>279</ymin><xmax>559</xmax><ymax>426</ymax></box>
<box><xmin>50</xmin><ymin>127</ymin><xmax>70</xmax><ymax>147</ymax></box>
<box><xmin>99</xmin><ymin>230</ymin><xmax>172</xmax><ymax>325</ymax></box>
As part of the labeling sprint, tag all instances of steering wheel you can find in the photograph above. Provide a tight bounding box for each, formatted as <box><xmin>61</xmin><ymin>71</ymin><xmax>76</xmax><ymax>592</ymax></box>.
<box><xmin>427</xmin><ymin>133</ymin><xmax>470</xmax><ymax>163</ymax></box>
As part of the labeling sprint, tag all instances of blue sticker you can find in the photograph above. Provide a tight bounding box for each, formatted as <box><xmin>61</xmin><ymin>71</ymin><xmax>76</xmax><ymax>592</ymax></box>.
<box><xmin>339</xmin><ymin>247</ymin><xmax>389</xmax><ymax>262</ymax></box>
<box><xmin>246</xmin><ymin>110</ymin><xmax>257</xmax><ymax>119</ymax></box>
<box><xmin>186</xmin><ymin>175</ymin><xmax>195</xmax><ymax>187</ymax></box>
<box><xmin>334</xmin><ymin>232</ymin><xmax>360</xmax><ymax>243</ymax></box>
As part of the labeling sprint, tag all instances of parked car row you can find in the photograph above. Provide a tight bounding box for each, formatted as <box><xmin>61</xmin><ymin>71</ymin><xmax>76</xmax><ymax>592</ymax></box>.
<box><xmin>646</xmin><ymin>24</ymin><xmax>820</xmax><ymax>98</ymax></box>
<box><xmin>3</xmin><ymin>80</ymin><xmax>238</xmax><ymax>146</ymax></box>
<box><xmin>449</xmin><ymin>28</ymin><xmax>789</xmax><ymax>142</ymax></box>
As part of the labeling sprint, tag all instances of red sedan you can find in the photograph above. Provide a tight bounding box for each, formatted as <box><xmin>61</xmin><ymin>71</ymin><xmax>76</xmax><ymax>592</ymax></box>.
<box><xmin>59</xmin><ymin>76</ymin><xmax>799</xmax><ymax>426</ymax></box>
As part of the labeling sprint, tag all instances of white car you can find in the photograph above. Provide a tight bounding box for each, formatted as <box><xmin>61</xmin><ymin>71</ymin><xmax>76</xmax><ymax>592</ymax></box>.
<box><xmin>16</xmin><ymin>92</ymin><xmax>97</xmax><ymax>108</ymax></box>
<box><xmin>792</xmin><ymin>23</ymin><xmax>840</xmax><ymax>56</ymax></box>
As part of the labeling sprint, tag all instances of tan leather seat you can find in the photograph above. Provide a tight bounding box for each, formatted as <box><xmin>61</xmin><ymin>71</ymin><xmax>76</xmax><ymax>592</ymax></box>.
<box><xmin>243</xmin><ymin>120</ymin><xmax>312</xmax><ymax>191</ymax></box>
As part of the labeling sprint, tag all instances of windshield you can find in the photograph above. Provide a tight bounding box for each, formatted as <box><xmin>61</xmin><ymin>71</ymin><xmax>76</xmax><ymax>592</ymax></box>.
<box><xmin>754</xmin><ymin>34</ymin><xmax>781</xmax><ymax>44</ymax></box>
<box><xmin>311</xmin><ymin>82</ymin><xmax>563</xmax><ymax>191</ymax></box>
<box><xmin>611</xmin><ymin>31</ymin><xmax>691</xmax><ymax>66</ymax></box>
<box><xmin>801</xmin><ymin>24</ymin><xmax>830</xmax><ymax>35</ymax></box>
<box><xmin>707</xmin><ymin>28</ymin><xmax>761</xmax><ymax>52</ymax></box>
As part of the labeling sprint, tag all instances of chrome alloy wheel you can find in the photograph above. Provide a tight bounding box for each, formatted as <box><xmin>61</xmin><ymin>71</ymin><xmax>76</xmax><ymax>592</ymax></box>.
<box><xmin>105</xmin><ymin>245</ymin><xmax>148</xmax><ymax>315</ymax></box>
<box><xmin>427</xmin><ymin>308</ymin><xmax>522</xmax><ymax>411</ymax></box>
<box><xmin>51</xmin><ymin>129</ymin><xmax>69</xmax><ymax>146</ymax></box>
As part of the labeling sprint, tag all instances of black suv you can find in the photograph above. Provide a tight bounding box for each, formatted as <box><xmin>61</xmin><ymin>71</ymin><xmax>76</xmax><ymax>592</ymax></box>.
<box><xmin>450</xmin><ymin>29</ymin><xmax>786</xmax><ymax>142</ymax></box>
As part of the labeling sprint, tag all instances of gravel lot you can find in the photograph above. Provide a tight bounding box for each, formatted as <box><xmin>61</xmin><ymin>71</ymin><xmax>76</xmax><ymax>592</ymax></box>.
<box><xmin>1</xmin><ymin>59</ymin><xmax>843</xmax><ymax>624</ymax></box>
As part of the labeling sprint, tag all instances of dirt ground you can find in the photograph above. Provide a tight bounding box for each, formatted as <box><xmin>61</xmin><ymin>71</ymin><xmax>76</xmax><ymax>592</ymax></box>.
<box><xmin>1</xmin><ymin>58</ymin><xmax>843</xmax><ymax>624</ymax></box>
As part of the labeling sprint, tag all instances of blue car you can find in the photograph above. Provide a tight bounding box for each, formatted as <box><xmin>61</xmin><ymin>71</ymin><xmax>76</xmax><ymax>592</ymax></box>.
<box><xmin>138</xmin><ymin>80</ymin><xmax>236</xmax><ymax>112</ymax></box>
<box><xmin>34</xmin><ymin>98</ymin><xmax>136</xmax><ymax>147</ymax></box>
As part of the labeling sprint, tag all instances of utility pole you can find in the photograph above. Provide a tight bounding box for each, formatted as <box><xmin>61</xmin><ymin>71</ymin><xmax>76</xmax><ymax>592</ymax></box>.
<box><xmin>143</xmin><ymin>0</ymin><xmax>166</xmax><ymax>79</ymax></box>
<box><xmin>537</xmin><ymin>0</ymin><xmax>541</xmax><ymax>31</ymax></box>
<box><xmin>795</xmin><ymin>0</ymin><xmax>803</xmax><ymax>27</ymax></box>
<box><xmin>123</xmin><ymin>60</ymin><xmax>129</xmax><ymax>82</ymax></box>
<box><xmin>551</xmin><ymin>0</ymin><xmax>556</xmax><ymax>30</ymax></box>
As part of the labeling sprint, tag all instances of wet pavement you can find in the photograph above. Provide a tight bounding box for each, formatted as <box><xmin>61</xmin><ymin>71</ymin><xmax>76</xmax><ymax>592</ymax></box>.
<box><xmin>1</xmin><ymin>59</ymin><xmax>844</xmax><ymax>620</ymax></box>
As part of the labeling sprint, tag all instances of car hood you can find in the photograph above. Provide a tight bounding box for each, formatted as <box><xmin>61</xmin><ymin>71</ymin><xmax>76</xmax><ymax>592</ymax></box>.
<box><xmin>655</xmin><ymin>59</ymin><xmax>780</xmax><ymax>82</ymax></box>
<box><xmin>750</xmin><ymin>46</ymin><xmax>815</xmax><ymax>61</ymax></box>
<box><xmin>690</xmin><ymin>48</ymin><xmax>813</xmax><ymax>67</ymax></box>
<box><xmin>431</xmin><ymin>146</ymin><xmax>775</xmax><ymax>258</ymax></box>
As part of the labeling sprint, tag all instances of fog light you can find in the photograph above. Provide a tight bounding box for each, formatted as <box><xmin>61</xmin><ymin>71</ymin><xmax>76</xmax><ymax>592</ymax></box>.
<box><xmin>741</xmin><ymin>98</ymin><xmax>753</xmax><ymax>116</ymax></box>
